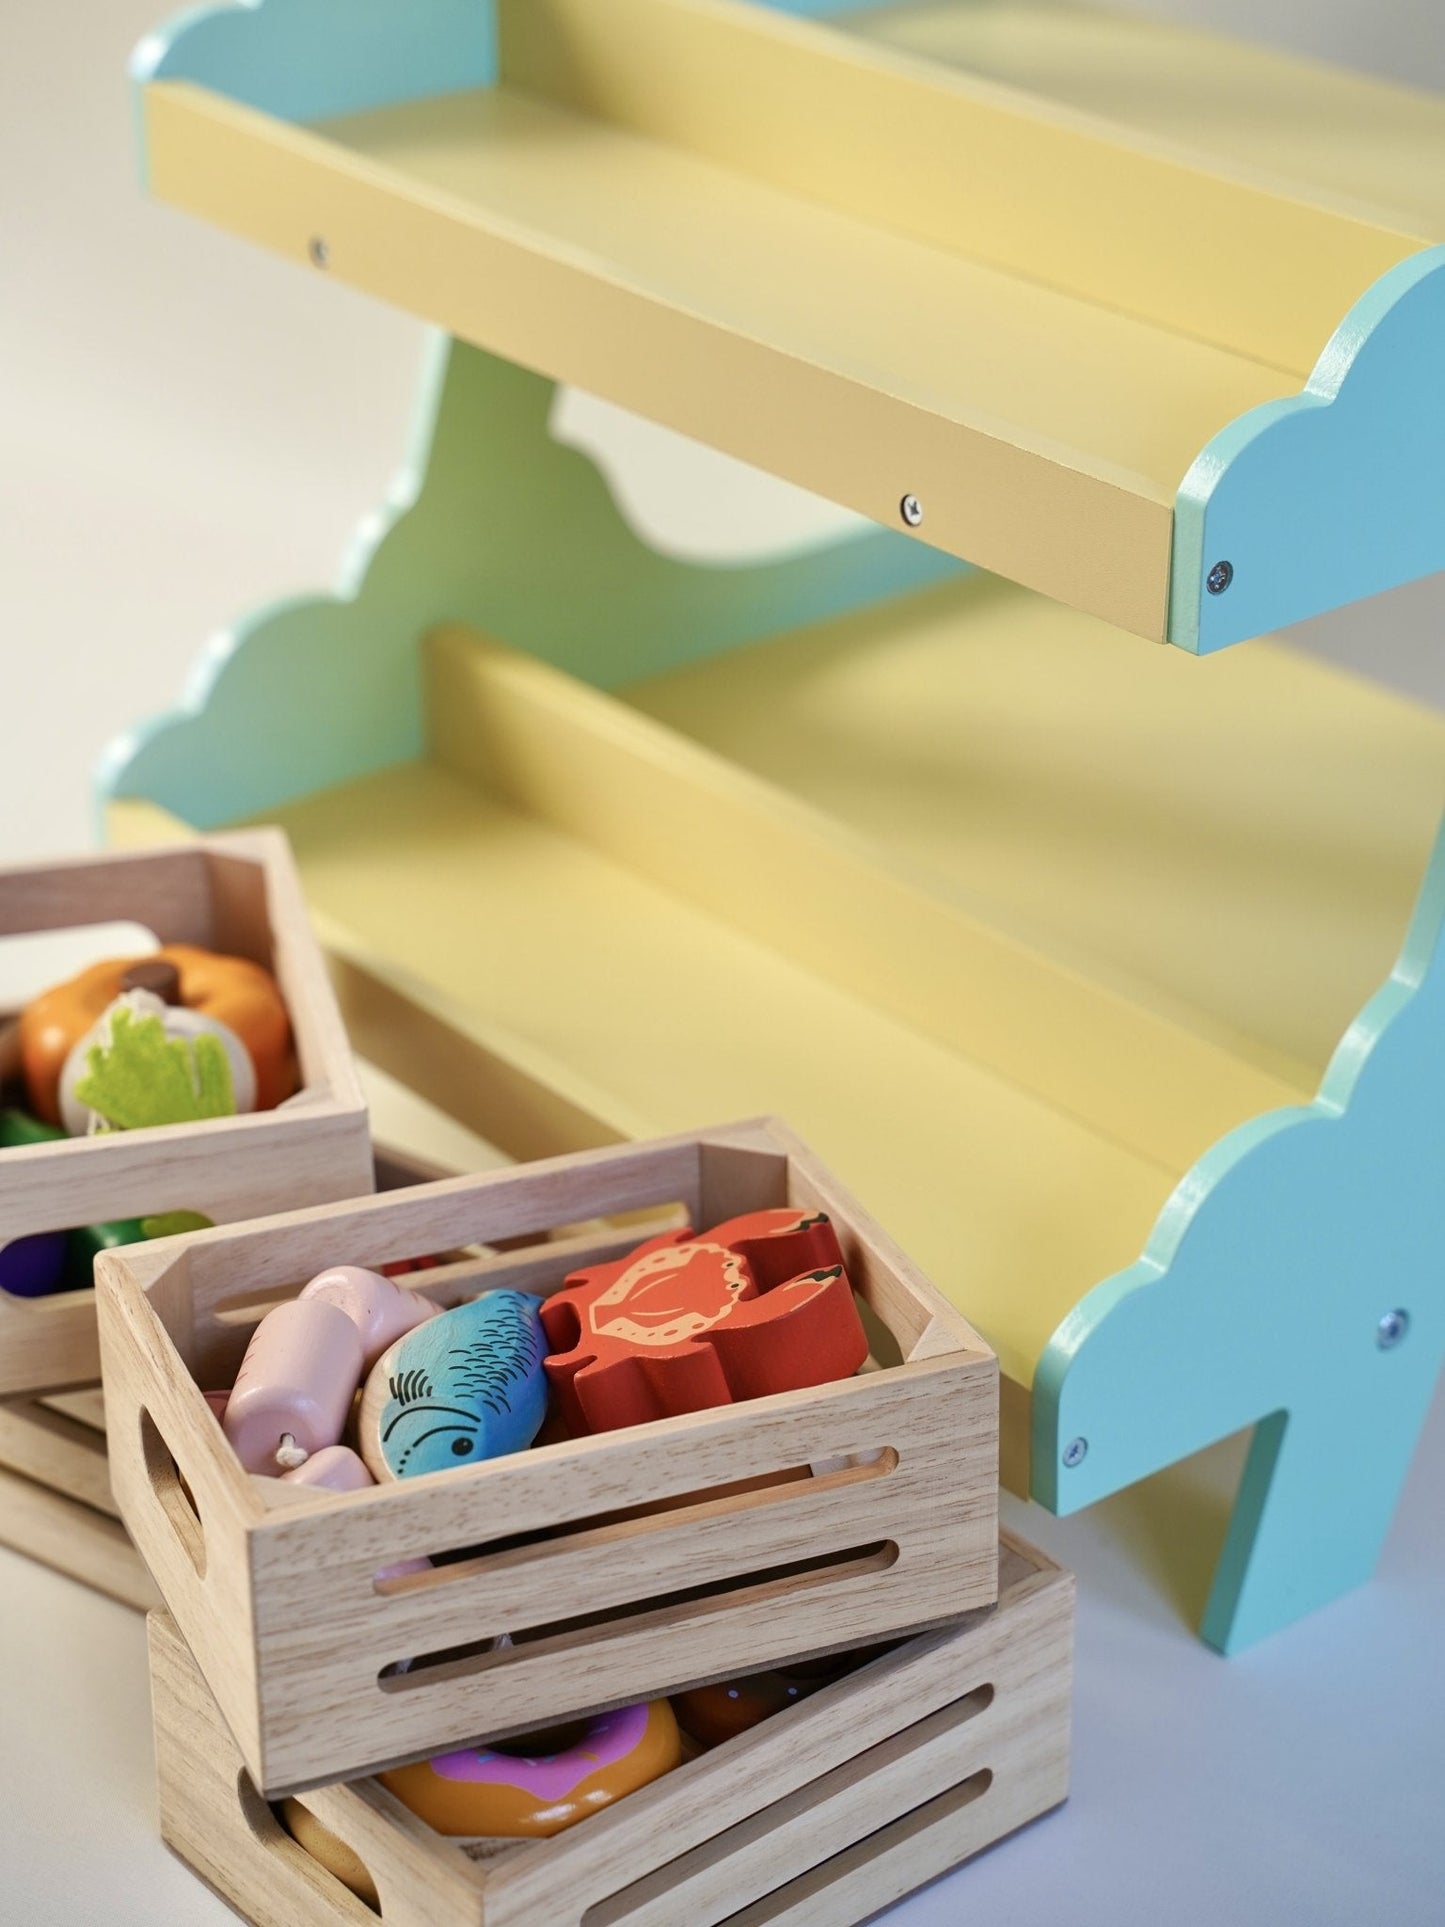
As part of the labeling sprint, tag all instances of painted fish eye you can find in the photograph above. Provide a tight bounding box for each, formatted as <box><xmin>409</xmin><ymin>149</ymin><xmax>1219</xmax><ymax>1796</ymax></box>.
<box><xmin>451</xmin><ymin>1438</ymin><xmax>474</xmax><ymax>1456</ymax></box>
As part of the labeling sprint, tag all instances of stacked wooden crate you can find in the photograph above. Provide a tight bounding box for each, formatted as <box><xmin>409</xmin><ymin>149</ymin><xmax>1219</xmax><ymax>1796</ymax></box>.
<box><xmin>95</xmin><ymin>1118</ymin><xmax>1074</xmax><ymax>1922</ymax></box>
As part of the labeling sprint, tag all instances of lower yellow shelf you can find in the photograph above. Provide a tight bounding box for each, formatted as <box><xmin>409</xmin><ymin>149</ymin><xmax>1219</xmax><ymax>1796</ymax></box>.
<box><xmin>202</xmin><ymin>571</ymin><xmax>1445</xmax><ymax>1420</ymax></box>
<box><xmin>271</xmin><ymin>755</ymin><xmax>1171</xmax><ymax>1392</ymax></box>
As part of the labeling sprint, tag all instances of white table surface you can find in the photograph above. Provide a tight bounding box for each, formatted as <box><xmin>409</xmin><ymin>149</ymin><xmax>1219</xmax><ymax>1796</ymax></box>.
<box><xmin>3</xmin><ymin>2</ymin><xmax>1444</xmax><ymax>1921</ymax></box>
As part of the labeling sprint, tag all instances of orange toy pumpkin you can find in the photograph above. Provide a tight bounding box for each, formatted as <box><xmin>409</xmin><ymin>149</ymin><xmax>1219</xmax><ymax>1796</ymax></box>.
<box><xmin>19</xmin><ymin>944</ymin><xmax>296</xmax><ymax>1125</ymax></box>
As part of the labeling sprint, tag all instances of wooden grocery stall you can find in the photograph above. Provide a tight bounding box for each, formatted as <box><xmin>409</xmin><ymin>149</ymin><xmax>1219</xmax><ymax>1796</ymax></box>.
<box><xmin>105</xmin><ymin>0</ymin><xmax>1445</xmax><ymax>1653</ymax></box>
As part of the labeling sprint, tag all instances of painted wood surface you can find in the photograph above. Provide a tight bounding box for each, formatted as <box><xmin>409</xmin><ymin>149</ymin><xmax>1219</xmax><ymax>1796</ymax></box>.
<box><xmin>1034</xmin><ymin>811</ymin><xmax>1445</xmax><ymax>1651</ymax></box>
<box><xmin>104</xmin><ymin>588</ymin><xmax>1445</xmax><ymax>1648</ymax></box>
<box><xmin>117</xmin><ymin>608</ymin><xmax>1445</xmax><ymax>1371</ymax></box>
<box><xmin>0</xmin><ymin>834</ymin><xmax>372</xmax><ymax>1395</ymax></box>
<box><xmin>148</xmin><ymin>1531</ymin><xmax>1071</xmax><ymax>1927</ymax></box>
<box><xmin>133</xmin><ymin>0</ymin><xmax>496</xmax><ymax>125</ymax></box>
<box><xmin>111</xmin><ymin>0</ymin><xmax>1445</xmax><ymax>1653</ymax></box>
<box><xmin>99</xmin><ymin>340</ymin><xmax>952</xmax><ymax>832</ymax></box>
<box><xmin>97</xmin><ymin>1120</ymin><xmax>997</xmax><ymax>1794</ymax></box>
<box><xmin>127</xmin><ymin>0</ymin><xmax>1445</xmax><ymax>641</ymax></box>
<box><xmin>1173</xmin><ymin>247</ymin><xmax>1445</xmax><ymax>651</ymax></box>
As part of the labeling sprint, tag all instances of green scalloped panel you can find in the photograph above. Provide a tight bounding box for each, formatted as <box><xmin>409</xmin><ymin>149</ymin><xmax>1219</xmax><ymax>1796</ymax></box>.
<box><xmin>98</xmin><ymin>338</ymin><xmax>963</xmax><ymax>830</ymax></box>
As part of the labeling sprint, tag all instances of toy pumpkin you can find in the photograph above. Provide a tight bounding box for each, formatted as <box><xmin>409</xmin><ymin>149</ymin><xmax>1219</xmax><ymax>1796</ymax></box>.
<box><xmin>19</xmin><ymin>945</ymin><xmax>297</xmax><ymax>1125</ymax></box>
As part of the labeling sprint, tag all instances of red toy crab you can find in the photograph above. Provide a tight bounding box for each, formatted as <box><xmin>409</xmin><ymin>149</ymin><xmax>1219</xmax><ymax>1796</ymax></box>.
<box><xmin>540</xmin><ymin>1207</ymin><xmax>869</xmax><ymax>1434</ymax></box>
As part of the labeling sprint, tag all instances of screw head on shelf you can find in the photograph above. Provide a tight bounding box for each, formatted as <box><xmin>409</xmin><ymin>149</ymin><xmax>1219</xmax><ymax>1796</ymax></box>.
<box><xmin>1206</xmin><ymin>559</ymin><xmax>1234</xmax><ymax>595</ymax></box>
<box><xmin>1377</xmin><ymin>1308</ymin><xmax>1410</xmax><ymax>1349</ymax></box>
<box><xmin>1062</xmin><ymin>1436</ymin><xmax>1089</xmax><ymax>1469</ymax></box>
<box><xmin>900</xmin><ymin>493</ymin><xmax>925</xmax><ymax>528</ymax></box>
<box><xmin>308</xmin><ymin>236</ymin><xmax>331</xmax><ymax>269</ymax></box>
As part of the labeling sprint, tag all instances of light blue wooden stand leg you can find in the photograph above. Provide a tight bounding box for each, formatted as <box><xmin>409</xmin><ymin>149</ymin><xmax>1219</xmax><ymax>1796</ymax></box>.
<box><xmin>1036</xmin><ymin>816</ymin><xmax>1445</xmax><ymax>1650</ymax></box>
<box><xmin>1202</xmin><ymin>1359</ymin><xmax>1439</xmax><ymax>1652</ymax></box>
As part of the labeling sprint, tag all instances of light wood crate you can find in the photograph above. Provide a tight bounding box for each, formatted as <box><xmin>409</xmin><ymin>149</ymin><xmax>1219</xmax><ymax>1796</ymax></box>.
<box><xmin>150</xmin><ymin>1530</ymin><xmax>1070</xmax><ymax>1927</ymax></box>
<box><xmin>0</xmin><ymin>833</ymin><xmax>373</xmax><ymax>1398</ymax></box>
<box><xmin>0</xmin><ymin>1386</ymin><xmax>159</xmax><ymax>1609</ymax></box>
<box><xmin>98</xmin><ymin>1118</ymin><xmax>998</xmax><ymax>1796</ymax></box>
<box><xmin>0</xmin><ymin>1148</ymin><xmax>447</xmax><ymax>1612</ymax></box>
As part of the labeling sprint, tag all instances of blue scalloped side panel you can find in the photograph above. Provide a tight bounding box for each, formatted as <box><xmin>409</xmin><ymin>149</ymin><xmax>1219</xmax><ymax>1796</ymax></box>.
<box><xmin>1171</xmin><ymin>245</ymin><xmax>1445</xmax><ymax>654</ymax></box>
<box><xmin>1032</xmin><ymin>807</ymin><xmax>1445</xmax><ymax>1649</ymax></box>
<box><xmin>98</xmin><ymin>337</ymin><xmax>962</xmax><ymax>832</ymax></box>
<box><xmin>132</xmin><ymin>0</ymin><xmax>497</xmax><ymax>124</ymax></box>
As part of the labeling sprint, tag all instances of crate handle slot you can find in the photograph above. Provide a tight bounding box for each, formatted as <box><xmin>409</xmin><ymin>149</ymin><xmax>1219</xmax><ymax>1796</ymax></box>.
<box><xmin>371</xmin><ymin>1450</ymin><xmax>901</xmax><ymax>1597</ymax></box>
<box><xmin>707</xmin><ymin>1772</ymin><xmax>993</xmax><ymax>1927</ymax></box>
<box><xmin>581</xmin><ymin>1693</ymin><xmax>996</xmax><ymax>1927</ymax></box>
<box><xmin>139</xmin><ymin>1406</ymin><xmax>207</xmax><ymax>1581</ymax></box>
<box><xmin>272</xmin><ymin>1790</ymin><xmax>384</xmax><ymax>1918</ymax></box>
<box><xmin>376</xmin><ymin>1540</ymin><xmax>899</xmax><ymax>1695</ymax></box>
<box><xmin>235</xmin><ymin>1772</ymin><xmax>382</xmax><ymax>1921</ymax></box>
<box><xmin>205</xmin><ymin>1209</ymin><xmax>691</xmax><ymax>1328</ymax></box>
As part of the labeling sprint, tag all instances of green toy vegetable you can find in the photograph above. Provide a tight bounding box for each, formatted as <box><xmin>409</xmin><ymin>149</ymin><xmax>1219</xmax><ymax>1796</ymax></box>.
<box><xmin>73</xmin><ymin>1005</ymin><xmax>236</xmax><ymax>1132</ymax></box>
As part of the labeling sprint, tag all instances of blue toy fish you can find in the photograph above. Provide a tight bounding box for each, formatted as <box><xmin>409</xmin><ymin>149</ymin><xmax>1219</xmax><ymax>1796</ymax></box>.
<box><xmin>358</xmin><ymin>1289</ymin><xmax>548</xmax><ymax>1480</ymax></box>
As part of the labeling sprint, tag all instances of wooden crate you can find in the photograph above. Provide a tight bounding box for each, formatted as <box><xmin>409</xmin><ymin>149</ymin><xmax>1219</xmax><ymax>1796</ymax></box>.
<box><xmin>0</xmin><ymin>833</ymin><xmax>373</xmax><ymax>1398</ymax></box>
<box><xmin>150</xmin><ymin>1530</ymin><xmax>1070</xmax><ymax>1927</ymax></box>
<box><xmin>0</xmin><ymin>1387</ymin><xmax>159</xmax><ymax>1610</ymax></box>
<box><xmin>98</xmin><ymin>1118</ymin><xmax>999</xmax><ymax>1795</ymax></box>
<box><xmin>0</xmin><ymin>1147</ymin><xmax>447</xmax><ymax>1612</ymax></box>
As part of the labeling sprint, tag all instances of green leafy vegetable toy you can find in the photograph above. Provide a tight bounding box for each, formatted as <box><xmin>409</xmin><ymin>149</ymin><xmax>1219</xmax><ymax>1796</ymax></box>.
<box><xmin>73</xmin><ymin>1004</ymin><xmax>236</xmax><ymax>1131</ymax></box>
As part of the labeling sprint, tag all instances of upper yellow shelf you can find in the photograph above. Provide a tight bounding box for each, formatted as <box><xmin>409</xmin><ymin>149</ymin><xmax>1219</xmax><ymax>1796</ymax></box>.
<box><xmin>135</xmin><ymin>0</ymin><xmax>1445</xmax><ymax>646</ymax></box>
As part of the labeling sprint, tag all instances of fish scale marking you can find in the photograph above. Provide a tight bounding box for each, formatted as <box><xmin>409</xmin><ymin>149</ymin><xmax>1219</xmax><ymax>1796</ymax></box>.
<box><xmin>359</xmin><ymin>1289</ymin><xmax>549</xmax><ymax>1481</ymax></box>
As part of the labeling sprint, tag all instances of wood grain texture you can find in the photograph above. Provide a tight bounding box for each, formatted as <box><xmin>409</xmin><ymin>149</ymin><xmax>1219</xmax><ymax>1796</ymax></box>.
<box><xmin>0</xmin><ymin>831</ymin><xmax>373</xmax><ymax>1396</ymax></box>
<box><xmin>0</xmin><ymin>1386</ymin><xmax>159</xmax><ymax>1610</ymax></box>
<box><xmin>0</xmin><ymin>1148</ymin><xmax>454</xmax><ymax>1610</ymax></box>
<box><xmin>99</xmin><ymin>1120</ymin><xmax>997</xmax><ymax>1795</ymax></box>
<box><xmin>0</xmin><ymin>1462</ymin><xmax>160</xmax><ymax>1612</ymax></box>
<box><xmin>148</xmin><ymin>1528</ymin><xmax>1072</xmax><ymax>1927</ymax></box>
<box><xmin>0</xmin><ymin>1393</ymin><xmax>120</xmax><ymax>1516</ymax></box>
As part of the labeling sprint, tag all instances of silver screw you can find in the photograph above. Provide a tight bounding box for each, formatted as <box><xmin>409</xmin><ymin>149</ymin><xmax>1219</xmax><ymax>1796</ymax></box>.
<box><xmin>1206</xmin><ymin>559</ymin><xmax>1234</xmax><ymax>595</ymax></box>
<box><xmin>1062</xmin><ymin>1436</ymin><xmax>1089</xmax><ymax>1469</ymax></box>
<box><xmin>900</xmin><ymin>494</ymin><xmax>924</xmax><ymax>528</ymax></box>
<box><xmin>1377</xmin><ymin>1308</ymin><xmax>1410</xmax><ymax>1349</ymax></box>
<box><xmin>308</xmin><ymin>236</ymin><xmax>331</xmax><ymax>269</ymax></box>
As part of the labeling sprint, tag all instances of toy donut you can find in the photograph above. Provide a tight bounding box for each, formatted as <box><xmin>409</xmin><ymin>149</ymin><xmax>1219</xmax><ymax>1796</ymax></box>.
<box><xmin>279</xmin><ymin>1800</ymin><xmax>380</xmax><ymax>1910</ymax></box>
<box><xmin>378</xmin><ymin>1700</ymin><xmax>681</xmax><ymax>1838</ymax></box>
<box><xmin>671</xmin><ymin>1670</ymin><xmax>820</xmax><ymax>1748</ymax></box>
<box><xmin>19</xmin><ymin>944</ymin><xmax>296</xmax><ymax>1125</ymax></box>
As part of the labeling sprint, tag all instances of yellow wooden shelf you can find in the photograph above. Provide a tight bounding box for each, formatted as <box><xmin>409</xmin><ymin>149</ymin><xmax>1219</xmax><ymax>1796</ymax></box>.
<box><xmin>266</xmin><ymin>754</ymin><xmax>1172</xmax><ymax>1396</ymax></box>
<box><xmin>850</xmin><ymin>0</ymin><xmax>1445</xmax><ymax>235</ymax></box>
<box><xmin>148</xmin><ymin>573</ymin><xmax>1439</xmax><ymax>1424</ymax></box>
<box><xmin>135</xmin><ymin>0</ymin><xmax>1445</xmax><ymax>644</ymax></box>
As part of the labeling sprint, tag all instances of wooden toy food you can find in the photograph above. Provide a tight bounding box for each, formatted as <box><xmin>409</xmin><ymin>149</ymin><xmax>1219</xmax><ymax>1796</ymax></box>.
<box><xmin>0</xmin><ymin>1230</ymin><xmax>68</xmax><ymax>1299</ymax></box>
<box><xmin>225</xmin><ymin>1267</ymin><xmax>438</xmax><ymax>1474</ymax></box>
<box><xmin>0</xmin><ymin>1020</ymin><xmax>19</xmax><ymax>1088</ymax></box>
<box><xmin>278</xmin><ymin>1801</ymin><xmax>379</xmax><ymax>1910</ymax></box>
<box><xmin>58</xmin><ymin>992</ymin><xmax>253</xmax><ymax>1135</ymax></box>
<box><xmin>278</xmin><ymin>1444</ymin><xmax>374</xmax><ymax>1493</ymax></box>
<box><xmin>19</xmin><ymin>943</ymin><xmax>295</xmax><ymax>1126</ymax></box>
<box><xmin>0</xmin><ymin>1107</ymin><xmax>64</xmax><ymax>1151</ymax></box>
<box><xmin>0</xmin><ymin>1108</ymin><xmax>159</xmax><ymax>1295</ymax></box>
<box><xmin>358</xmin><ymin>1290</ymin><xmax>548</xmax><ymax>1481</ymax></box>
<box><xmin>541</xmin><ymin>1208</ymin><xmax>869</xmax><ymax>1435</ymax></box>
<box><xmin>377</xmin><ymin>1700</ymin><xmax>682</xmax><ymax>1839</ymax></box>
<box><xmin>302</xmin><ymin>1264</ymin><xmax>442</xmax><ymax>1363</ymax></box>
<box><xmin>671</xmin><ymin>1670</ymin><xmax>820</xmax><ymax>1749</ymax></box>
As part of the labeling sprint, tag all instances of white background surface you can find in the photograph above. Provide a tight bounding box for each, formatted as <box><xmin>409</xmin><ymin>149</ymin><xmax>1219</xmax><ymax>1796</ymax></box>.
<box><xmin>2</xmin><ymin>1</ymin><xmax>1444</xmax><ymax>1922</ymax></box>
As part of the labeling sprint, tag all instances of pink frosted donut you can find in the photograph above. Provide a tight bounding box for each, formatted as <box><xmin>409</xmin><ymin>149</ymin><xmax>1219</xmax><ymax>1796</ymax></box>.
<box><xmin>379</xmin><ymin>1700</ymin><xmax>681</xmax><ymax>1838</ymax></box>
